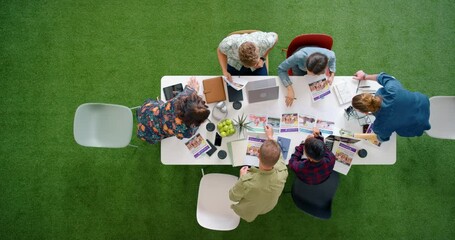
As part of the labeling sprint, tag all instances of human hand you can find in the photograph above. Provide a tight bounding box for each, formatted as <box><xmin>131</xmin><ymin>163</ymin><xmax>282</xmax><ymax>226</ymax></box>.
<box><xmin>223</xmin><ymin>71</ymin><xmax>232</xmax><ymax>82</ymax></box>
<box><xmin>327</xmin><ymin>75</ymin><xmax>334</xmax><ymax>85</ymax></box>
<box><xmin>240</xmin><ymin>166</ymin><xmax>249</xmax><ymax>176</ymax></box>
<box><xmin>264</xmin><ymin>125</ymin><xmax>274</xmax><ymax>140</ymax></box>
<box><xmin>312</xmin><ymin>127</ymin><xmax>321</xmax><ymax>138</ymax></box>
<box><xmin>285</xmin><ymin>86</ymin><xmax>295</xmax><ymax>107</ymax></box>
<box><xmin>353</xmin><ymin>70</ymin><xmax>366</xmax><ymax>80</ymax></box>
<box><xmin>187</xmin><ymin>76</ymin><xmax>199</xmax><ymax>91</ymax></box>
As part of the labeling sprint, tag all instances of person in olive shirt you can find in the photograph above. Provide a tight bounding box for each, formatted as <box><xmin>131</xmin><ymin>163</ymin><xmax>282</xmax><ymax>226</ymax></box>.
<box><xmin>229</xmin><ymin>125</ymin><xmax>288</xmax><ymax>222</ymax></box>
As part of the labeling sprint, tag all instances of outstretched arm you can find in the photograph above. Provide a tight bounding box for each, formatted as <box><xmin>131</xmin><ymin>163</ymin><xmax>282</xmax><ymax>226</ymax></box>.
<box><xmin>217</xmin><ymin>48</ymin><xmax>232</xmax><ymax>81</ymax></box>
<box><xmin>353</xmin><ymin>70</ymin><xmax>378</xmax><ymax>81</ymax></box>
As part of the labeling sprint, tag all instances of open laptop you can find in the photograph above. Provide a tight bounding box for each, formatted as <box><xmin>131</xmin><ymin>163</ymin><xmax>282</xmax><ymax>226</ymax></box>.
<box><xmin>324</xmin><ymin>135</ymin><xmax>361</xmax><ymax>153</ymax></box>
<box><xmin>245</xmin><ymin>78</ymin><xmax>279</xmax><ymax>103</ymax></box>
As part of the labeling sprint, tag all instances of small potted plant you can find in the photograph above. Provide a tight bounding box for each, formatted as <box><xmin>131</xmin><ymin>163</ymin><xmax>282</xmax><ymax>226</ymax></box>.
<box><xmin>233</xmin><ymin>113</ymin><xmax>252</xmax><ymax>138</ymax></box>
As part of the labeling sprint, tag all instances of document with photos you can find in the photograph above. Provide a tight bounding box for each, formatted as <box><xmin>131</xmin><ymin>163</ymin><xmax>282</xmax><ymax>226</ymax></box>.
<box><xmin>222</xmin><ymin>76</ymin><xmax>249</xmax><ymax>91</ymax></box>
<box><xmin>267</xmin><ymin>116</ymin><xmax>280</xmax><ymax>133</ymax></box>
<box><xmin>333</xmin><ymin>142</ymin><xmax>358</xmax><ymax>175</ymax></box>
<box><xmin>184</xmin><ymin>133</ymin><xmax>212</xmax><ymax>159</ymax></box>
<box><xmin>244</xmin><ymin>135</ymin><xmax>267</xmax><ymax>167</ymax></box>
<box><xmin>315</xmin><ymin>119</ymin><xmax>335</xmax><ymax>134</ymax></box>
<box><xmin>298</xmin><ymin>114</ymin><xmax>317</xmax><ymax>133</ymax></box>
<box><xmin>280</xmin><ymin>113</ymin><xmax>299</xmax><ymax>133</ymax></box>
<box><xmin>247</xmin><ymin>114</ymin><xmax>267</xmax><ymax>133</ymax></box>
<box><xmin>303</xmin><ymin>74</ymin><xmax>331</xmax><ymax>102</ymax></box>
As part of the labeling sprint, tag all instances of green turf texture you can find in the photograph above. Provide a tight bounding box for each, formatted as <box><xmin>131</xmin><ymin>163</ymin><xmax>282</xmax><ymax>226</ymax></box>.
<box><xmin>1</xmin><ymin>0</ymin><xmax>454</xmax><ymax>239</ymax></box>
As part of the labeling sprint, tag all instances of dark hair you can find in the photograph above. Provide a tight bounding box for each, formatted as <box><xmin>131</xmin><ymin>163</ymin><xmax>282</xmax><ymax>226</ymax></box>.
<box><xmin>306</xmin><ymin>52</ymin><xmax>328</xmax><ymax>75</ymax></box>
<box><xmin>304</xmin><ymin>138</ymin><xmax>325</xmax><ymax>161</ymax></box>
<box><xmin>175</xmin><ymin>93</ymin><xmax>210</xmax><ymax>127</ymax></box>
<box><xmin>352</xmin><ymin>93</ymin><xmax>382</xmax><ymax>113</ymax></box>
<box><xmin>259</xmin><ymin>140</ymin><xmax>281</xmax><ymax>167</ymax></box>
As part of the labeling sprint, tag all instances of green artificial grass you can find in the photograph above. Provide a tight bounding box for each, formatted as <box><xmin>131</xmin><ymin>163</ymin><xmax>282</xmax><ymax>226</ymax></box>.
<box><xmin>1</xmin><ymin>0</ymin><xmax>454</xmax><ymax>239</ymax></box>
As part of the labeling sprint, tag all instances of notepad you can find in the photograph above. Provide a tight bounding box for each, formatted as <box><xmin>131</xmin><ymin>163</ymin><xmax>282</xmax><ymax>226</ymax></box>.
<box><xmin>333</xmin><ymin>81</ymin><xmax>355</xmax><ymax>105</ymax></box>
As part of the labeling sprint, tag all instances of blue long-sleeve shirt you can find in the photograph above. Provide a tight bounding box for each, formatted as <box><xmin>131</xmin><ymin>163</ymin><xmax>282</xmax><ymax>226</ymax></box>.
<box><xmin>278</xmin><ymin>47</ymin><xmax>336</xmax><ymax>87</ymax></box>
<box><xmin>373</xmin><ymin>73</ymin><xmax>431</xmax><ymax>142</ymax></box>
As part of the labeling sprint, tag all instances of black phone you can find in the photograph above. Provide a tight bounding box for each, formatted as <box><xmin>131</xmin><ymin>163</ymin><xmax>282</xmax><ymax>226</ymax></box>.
<box><xmin>205</xmin><ymin>139</ymin><xmax>217</xmax><ymax>156</ymax></box>
<box><xmin>214</xmin><ymin>132</ymin><xmax>222</xmax><ymax>146</ymax></box>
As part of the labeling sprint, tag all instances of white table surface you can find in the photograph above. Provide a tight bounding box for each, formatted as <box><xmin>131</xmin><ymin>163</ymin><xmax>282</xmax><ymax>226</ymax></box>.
<box><xmin>160</xmin><ymin>75</ymin><xmax>396</xmax><ymax>165</ymax></box>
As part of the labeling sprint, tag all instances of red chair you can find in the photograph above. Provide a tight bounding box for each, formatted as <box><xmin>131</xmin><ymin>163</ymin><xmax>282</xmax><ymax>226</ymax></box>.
<box><xmin>284</xmin><ymin>34</ymin><xmax>333</xmax><ymax>75</ymax></box>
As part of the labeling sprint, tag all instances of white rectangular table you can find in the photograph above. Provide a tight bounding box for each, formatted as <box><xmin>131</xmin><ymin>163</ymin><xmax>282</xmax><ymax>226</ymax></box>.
<box><xmin>160</xmin><ymin>76</ymin><xmax>396</xmax><ymax>165</ymax></box>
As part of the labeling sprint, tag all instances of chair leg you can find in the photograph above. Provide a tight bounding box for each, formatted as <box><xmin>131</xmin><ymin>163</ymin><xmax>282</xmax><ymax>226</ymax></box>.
<box><xmin>128</xmin><ymin>144</ymin><xmax>138</xmax><ymax>148</ymax></box>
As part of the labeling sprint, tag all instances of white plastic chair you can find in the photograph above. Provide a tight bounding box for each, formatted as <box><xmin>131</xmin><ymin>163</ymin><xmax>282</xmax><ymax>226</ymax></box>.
<box><xmin>196</xmin><ymin>173</ymin><xmax>240</xmax><ymax>231</ymax></box>
<box><xmin>426</xmin><ymin>96</ymin><xmax>455</xmax><ymax>140</ymax></box>
<box><xmin>74</xmin><ymin>103</ymin><xmax>137</xmax><ymax>148</ymax></box>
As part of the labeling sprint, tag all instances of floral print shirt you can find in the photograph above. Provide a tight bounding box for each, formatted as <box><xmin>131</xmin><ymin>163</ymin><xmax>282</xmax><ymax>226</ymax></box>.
<box><xmin>218</xmin><ymin>31</ymin><xmax>278</xmax><ymax>71</ymax></box>
<box><xmin>137</xmin><ymin>86</ymin><xmax>198</xmax><ymax>144</ymax></box>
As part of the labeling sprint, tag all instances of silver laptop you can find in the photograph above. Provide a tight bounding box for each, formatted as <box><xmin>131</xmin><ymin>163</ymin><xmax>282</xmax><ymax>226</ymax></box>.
<box><xmin>325</xmin><ymin>135</ymin><xmax>360</xmax><ymax>154</ymax></box>
<box><xmin>245</xmin><ymin>78</ymin><xmax>279</xmax><ymax>103</ymax></box>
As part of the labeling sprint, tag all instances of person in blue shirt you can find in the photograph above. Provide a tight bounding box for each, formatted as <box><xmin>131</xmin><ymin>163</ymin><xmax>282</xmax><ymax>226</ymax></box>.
<box><xmin>351</xmin><ymin>70</ymin><xmax>431</xmax><ymax>142</ymax></box>
<box><xmin>278</xmin><ymin>47</ymin><xmax>336</xmax><ymax>106</ymax></box>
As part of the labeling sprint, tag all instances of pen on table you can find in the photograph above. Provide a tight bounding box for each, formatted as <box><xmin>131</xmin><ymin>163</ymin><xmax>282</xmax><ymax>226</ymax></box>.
<box><xmin>358</xmin><ymin>86</ymin><xmax>370</xmax><ymax>88</ymax></box>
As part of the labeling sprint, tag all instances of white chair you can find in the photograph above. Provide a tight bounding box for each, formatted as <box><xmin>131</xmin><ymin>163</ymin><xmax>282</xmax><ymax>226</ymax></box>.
<box><xmin>74</xmin><ymin>103</ymin><xmax>137</xmax><ymax>148</ymax></box>
<box><xmin>426</xmin><ymin>96</ymin><xmax>455</xmax><ymax>140</ymax></box>
<box><xmin>196</xmin><ymin>173</ymin><xmax>240</xmax><ymax>231</ymax></box>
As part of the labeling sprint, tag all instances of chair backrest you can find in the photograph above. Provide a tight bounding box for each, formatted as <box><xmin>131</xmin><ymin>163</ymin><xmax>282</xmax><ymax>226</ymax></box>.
<box><xmin>426</xmin><ymin>96</ymin><xmax>455</xmax><ymax>140</ymax></box>
<box><xmin>291</xmin><ymin>171</ymin><xmax>340</xmax><ymax>219</ymax></box>
<box><xmin>197</xmin><ymin>173</ymin><xmax>240</xmax><ymax>231</ymax></box>
<box><xmin>285</xmin><ymin>33</ymin><xmax>333</xmax><ymax>75</ymax></box>
<box><xmin>74</xmin><ymin>103</ymin><xmax>133</xmax><ymax>148</ymax></box>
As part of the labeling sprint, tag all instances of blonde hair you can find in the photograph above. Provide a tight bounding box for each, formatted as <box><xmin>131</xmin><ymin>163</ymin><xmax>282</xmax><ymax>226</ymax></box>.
<box><xmin>352</xmin><ymin>93</ymin><xmax>382</xmax><ymax>113</ymax></box>
<box><xmin>238</xmin><ymin>42</ymin><xmax>259</xmax><ymax>67</ymax></box>
<box><xmin>259</xmin><ymin>140</ymin><xmax>281</xmax><ymax>168</ymax></box>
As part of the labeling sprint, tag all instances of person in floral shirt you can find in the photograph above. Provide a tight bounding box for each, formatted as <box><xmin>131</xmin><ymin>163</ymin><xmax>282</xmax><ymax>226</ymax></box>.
<box><xmin>137</xmin><ymin>77</ymin><xmax>210</xmax><ymax>144</ymax></box>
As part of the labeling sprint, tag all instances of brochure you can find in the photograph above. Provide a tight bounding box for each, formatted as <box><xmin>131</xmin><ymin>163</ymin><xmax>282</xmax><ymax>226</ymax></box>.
<box><xmin>298</xmin><ymin>114</ymin><xmax>317</xmax><ymax>133</ymax></box>
<box><xmin>227</xmin><ymin>138</ymin><xmax>248</xmax><ymax>167</ymax></box>
<box><xmin>303</xmin><ymin>74</ymin><xmax>331</xmax><ymax>102</ymax></box>
<box><xmin>333</xmin><ymin>81</ymin><xmax>355</xmax><ymax>105</ymax></box>
<box><xmin>247</xmin><ymin>114</ymin><xmax>267</xmax><ymax>133</ymax></box>
<box><xmin>244</xmin><ymin>136</ymin><xmax>266</xmax><ymax>167</ymax></box>
<box><xmin>333</xmin><ymin>142</ymin><xmax>358</xmax><ymax>175</ymax></box>
<box><xmin>315</xmin><ymin>119</ymin><xmax>335</xmax><ymax>134</ymax></box>
<box><xmin>184</xmin><ymin>133</ymin><xmax>212</xmax><ymax>158</ymax></box>
<box><xmin>267</xmin><ymin>116</ymin><xmax>281</xmax><ymax>133</ymax></box>
<box><xmin>222</xmin><ymin>76</ymin><xmax>249</xmax><ymax>91</ymax></box>
<box><xmin>280</xmin><ymin>113</ymin><xmax>299</xmax><ymax>133</ymax></box>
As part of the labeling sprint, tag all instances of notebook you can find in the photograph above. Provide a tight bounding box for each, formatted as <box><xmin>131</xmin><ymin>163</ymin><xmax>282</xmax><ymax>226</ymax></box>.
<box><xmin>202</xmin><ymin>77</ymin><xmax>226</xmax><ymax>103</ymax></box>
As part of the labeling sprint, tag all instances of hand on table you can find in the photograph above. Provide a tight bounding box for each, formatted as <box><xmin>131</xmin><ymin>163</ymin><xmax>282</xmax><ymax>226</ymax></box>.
<box><xmin>285</xmin><ymin>86</ymin><xmax>295</xmax><ymax>107</ymax></box>
<box><xmin>353</xmin><ymin>70</ymin><xmax>367</xmax><ymax>80</ymax></box>
<box><xmin>327</xmin><ymin>75</ymin><xmax>334</xmax><ymax>85</ymax></box>
<box><xmin>240</xmin><ymin>166</ymin><xmax>249</xmax><ymax>176</ymax></box>
<box><xmin>264</xmin><ymin>125</ymin><xmax>274</xmax><ymax>140</ymax></box>
<box><xmin>187</xmin><ymin>76</ymin><xmax>199</xmax><ymax>91</ymax></box>
<box><xmin>312</xmin><ymin>127</ymin><xmax>321</xmax><ymax>138</ymax></box>
<box><xmin>223</xmin><ymin>71</ymin><xmax>232</xmax><ymax>82</ymax></box>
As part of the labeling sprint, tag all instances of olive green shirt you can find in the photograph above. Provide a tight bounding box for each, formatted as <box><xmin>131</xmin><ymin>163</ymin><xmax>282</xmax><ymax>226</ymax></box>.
<box><xmin>229</xmin><ymin>158</ymin><xmax>288</xmax><ymax>222</ymax></box>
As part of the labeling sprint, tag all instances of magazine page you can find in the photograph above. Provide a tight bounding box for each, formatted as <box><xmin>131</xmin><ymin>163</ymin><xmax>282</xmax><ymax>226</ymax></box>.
<box><xmin>280</xmin><ymin>113</ymin><xmax>299</xmax><ymax>133</ymax></box>
<box><xmin>184</xmin><ymin>133</ymin><xmax>212</xmax><ymax>159</ymax></box>
<box><xmin>316</xmin><ymin>118</ymin><xmax>335</xmax><ymax>134</ymax></box>
<box><xmin>222</xmin><ymin>76</ymin><xmax>249</xmax><ymax>91</ymax></box>
<box><xmin>247</xmin><ymin>114</ymin><xmax>267</xmax><ymax>133</ymax></box>
<box><xmin>244</xmin><ymin>136</ymin><xmax>265</xmax><ymax>167</ymax></box>
<box><xmin>298</xmin><ymin>114</ymin><xmax>317</xmax><ymax>133</ymax></box>
<box><xmin>333</xmin><ymin>142</ymin><xmax>357</xmax><ymax>175</ymax></box>
<box><xmin>267</xmin><ymin>116</ymin><xmax>280</xmax><ymax>133</ymax></box>
<box><xmin>303</xmin><ymin>74</ymin><xmax>331</xmax><ymax>102</ymax></box>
